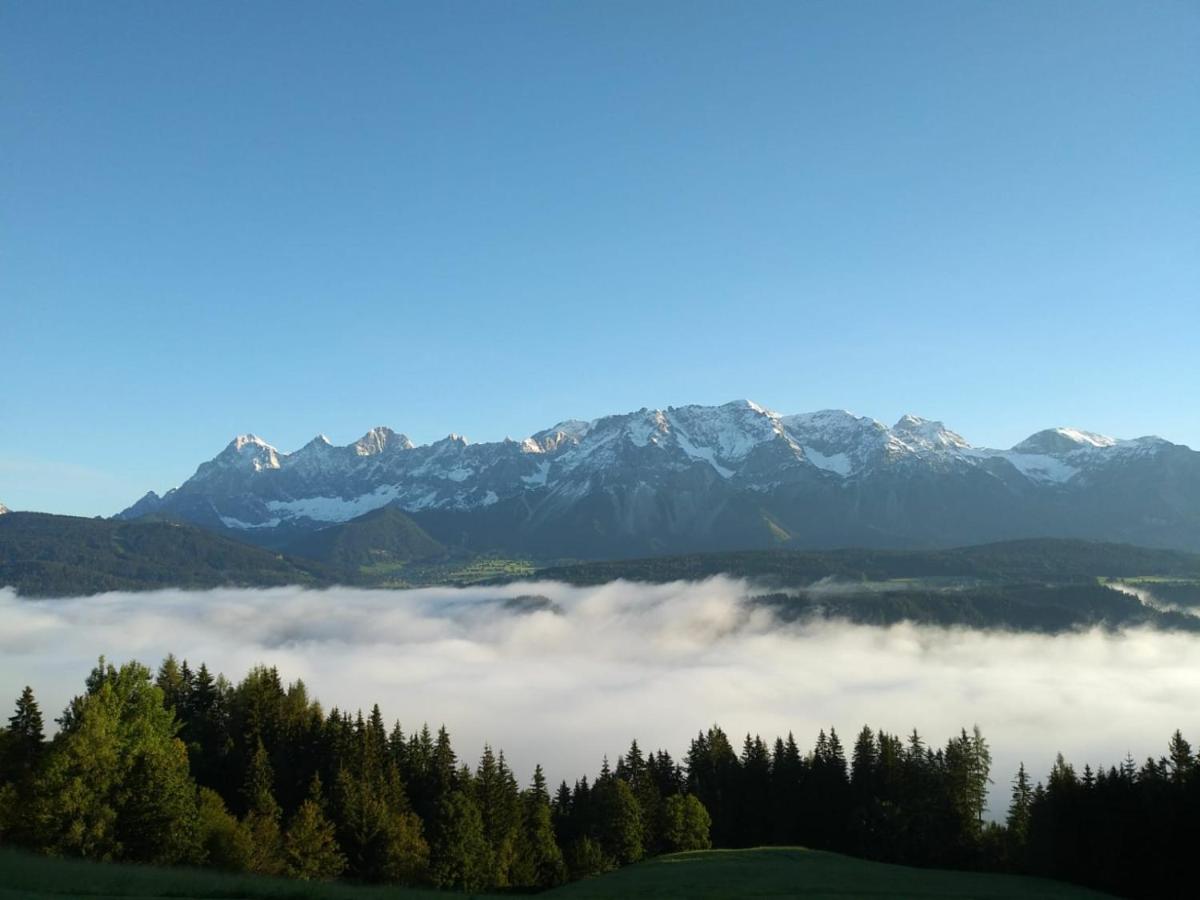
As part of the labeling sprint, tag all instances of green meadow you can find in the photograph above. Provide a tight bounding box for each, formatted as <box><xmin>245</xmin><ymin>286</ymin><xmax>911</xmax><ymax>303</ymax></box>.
<box><xmin>0</xmin><ymin>845</ymin><xmax>1112</xmax><ymax>900</ymax></box>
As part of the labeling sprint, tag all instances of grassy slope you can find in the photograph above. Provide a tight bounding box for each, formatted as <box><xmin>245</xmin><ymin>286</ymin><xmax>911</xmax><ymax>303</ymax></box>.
<box><xmin>0</xmin><ymin>846</ymin><xmax>1112</xmax><ymax>900</ymax></box>
<box><xmin>0</xmin><ymin>846</ymin><xmax>501</xmax><ymax>900</ymax></box>
<box><xmin>555</xmin><ymin>848</ymin><xmax>1114</xmax><ymax>899</ymax></box>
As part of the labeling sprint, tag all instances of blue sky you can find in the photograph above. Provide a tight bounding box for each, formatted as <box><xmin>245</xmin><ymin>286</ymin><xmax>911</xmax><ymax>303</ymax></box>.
<box><xmin>3</xmin><ymin>1</ymin><xmax>1197</xmax><ymax>517</ymax></box>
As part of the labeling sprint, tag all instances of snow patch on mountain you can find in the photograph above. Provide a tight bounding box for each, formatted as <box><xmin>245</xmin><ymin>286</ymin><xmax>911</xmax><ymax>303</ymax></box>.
<box><xmin>219</xmin><ymin>514</ymin><xmax>283</xmax><ymax>530</ymax></box>
<box><xmin>803</xmin><ymin>447</ymin><xmax>852</xmax><ymax>476</ymax></box>
<box><xmin>990</xmin><ymin>451</ymin><xmax>1080</xmax><ymax>484</ymax></box>
<box><xmin>672</xmin><ymin>427</ymin><xmax>736</xmax><ymax>478</ymax></box>
<box><xmin>265</xmin><ymin>486</ymin><xmax>402</xmax><ymax>523</ymax></box>
<box><xmin>521</xmin><ymin>461</ymin><xmax>551</xmax><ymax>486</ymax></box>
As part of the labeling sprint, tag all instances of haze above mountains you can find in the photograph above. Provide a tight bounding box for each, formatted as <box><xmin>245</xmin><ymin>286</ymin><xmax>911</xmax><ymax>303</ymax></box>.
<box><xmin>117</xmin><ymin>400</ymin><xmax>1200</xmax><ymax>558</ymax></box>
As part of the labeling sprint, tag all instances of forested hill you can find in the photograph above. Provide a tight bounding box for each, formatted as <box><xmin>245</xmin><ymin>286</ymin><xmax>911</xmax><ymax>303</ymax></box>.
<box><xmin>0</xmin><ymin>512</ymin><xmax>329</xmax><ymax>597</ymax></box>
<box><xmin>534</xmin><ymin>540</ymin><xmax>1200</xmax><ymax>587</ymax></box>
<box><xmin>0</xmin><ymin>657</ymin><xmax>1186</xmax><ymax>898</ymax></box>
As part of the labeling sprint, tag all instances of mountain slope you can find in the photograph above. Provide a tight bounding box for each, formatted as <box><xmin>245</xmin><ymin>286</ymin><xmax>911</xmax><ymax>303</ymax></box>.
<box><xmin>118</xmin><ymin>401</ymin><xmax>1200</xmax><ymax>557</ymax></box>
<box><xmin>0</xmin><ymin>512</ymin><xmax>328</xmax><ymax>597</ymax></box>
<box><xmin>283</xmin><ymin>505</ymin><xmax>446</xmax><ymax>570</ymax></box>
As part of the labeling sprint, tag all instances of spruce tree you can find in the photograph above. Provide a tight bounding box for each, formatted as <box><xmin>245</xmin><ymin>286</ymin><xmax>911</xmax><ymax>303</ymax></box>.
<box><xmin>155</xmin><ymin>655</ymin><xmax>187</xmax><ymax>714</ymax></box>
<box><xmin>196</xmin><ymin>787</ymin><xmax>253</xmax><ymax>871</ymax></box>
<box><xmin>474</xmin><ymin>745</ymin><xmax>521</xmax><ymax>885</ymax></box>
<box><xmin>242</xmin><ymin>738</ymin><xmax>283</xmax><ymax>875</ymax></box>
<box><xmin>594</xmin><ymin>775</ymin><xmax>643</xmax><ymax>865</ymax></box>
<box><xmin>4</xmin><ymin>686</ymin><xmax>44</xmax><ymax>781</ymax></box>
<box><xmin>282</xmin><ymin>775</ymin><xmax>345</xmax><ymax>880</ymax></box>
<box><xmin>511</xmin><ymin>765</ymin><xmax>566</xmax><ymax>888</ymax></box>
<box><xmin>851</xmin><ymin>725</ymin><xmax>879</xmax><ymax>801</ymax></box>
<box><xmin>429</xmin><ymin>789</ymin><xmax>492</xmax><ymax>891</ymax></box>
<box><xmin>32</xmin><ymin>661</ymin><xmax>200</xmax><ymax>864</ymax></box>
<box><xmin>1167</xmin><ymin>730</ymin><xmax>1193</xmax><ymax>782</ymax></box>
<box><xmin>1007</xmin><ymin>762</ymin><xmax>1033</xmax><ymax>850</ymax></box>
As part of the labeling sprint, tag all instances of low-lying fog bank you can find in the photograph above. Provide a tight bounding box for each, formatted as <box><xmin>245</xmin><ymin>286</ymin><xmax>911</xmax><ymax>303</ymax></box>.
<box><xmin>3</xmin><ymin>578</ymin><xmax>1196</xmax><ymax>814</ymax></box>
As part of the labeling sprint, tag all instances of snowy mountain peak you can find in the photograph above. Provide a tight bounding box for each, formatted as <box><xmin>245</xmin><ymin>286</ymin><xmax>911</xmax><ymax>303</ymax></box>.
<box><xmin>781</xmin><ymin>410</ymin><xmax>887</xmax><ymax>444</ymax></box>
<box><xmin>531</xmin><ymin>420</ymin><xmax>590</xmax><ymax>452</ymax></box>
<box><xmin>893</xmin><ymin>415</ymin><xmax>971</xmax><ymax>450</ymax></box>
<box><xmin>117</xmin><ymin>402</ymin><xmax>1194</xmax><ymax>553</ymax></box>
<box><xmin>1055</xmin><ymin>427</ymin><xmax>1117</xmax><ymax>448</ymax></box>
<box><xmin>228</xmin><ymin>433</ymin><xmax>273</xmax><ymax>452</ymax></box>
<box><xmin>219</xmin><ymin>434</ymin><xmax>281</xmax><ymax>471</ymax></box>
<box><xmin>354</xmin><ymin>426</ymin><xmax>412</xmax><ymax>456</ymax></box>
<box><xmin>299</xmin><ymin>434</ymin><xmax>333</xmax><ymax>451</ymax></box>
<box><xmin>721</xmin><ymin>398</ymin><xmax>769</xmax><ymax>414</ymax></box>
<box><xmin>1012</xmin><ymin>427</ymin><xmax>1118</xmax><ymax>455</ymax></box>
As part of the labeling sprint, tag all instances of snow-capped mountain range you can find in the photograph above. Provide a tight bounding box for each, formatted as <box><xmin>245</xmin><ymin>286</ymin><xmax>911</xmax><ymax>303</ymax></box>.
<box><xmin>120</xmin><ymin>401</ymin><xmax>1200</xmax><ymax>556</ymax></box>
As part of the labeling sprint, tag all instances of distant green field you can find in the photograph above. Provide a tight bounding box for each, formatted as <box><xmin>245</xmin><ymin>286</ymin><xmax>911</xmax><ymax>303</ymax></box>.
<box><xmin>362</xmin><ymin>554</ymin><xmax>538</xmax><ymax>587</ymax></box>
<box><xmin>0</xmin><ymin>846</ymin><xmax>1113</xmax><ymax>900</ymax></box>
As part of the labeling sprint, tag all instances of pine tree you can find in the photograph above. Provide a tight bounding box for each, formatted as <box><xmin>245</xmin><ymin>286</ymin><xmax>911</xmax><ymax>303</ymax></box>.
<box><xmin>429</xmin><ymin>789</ymin><xmax>492</xmax><ymax>891</ymax></box>
<box><xmin>196</xmin><ymin>787</ymin><xmax>253</xmax><ymax>871</ymax></box>
<box><xmin>739</xmin><ymin>734</ymin><xmax>772</xmax><ymax>846</ymax></box>
<box><xmin>282</xmin><ymin>775</ymin><xmax>345</xmax><ymax>880</ymax></box>
<box><xmin>4</xmin><ymin>686</ymin><xmax>44</xmax><ymax>781</ymax></box>
<box><xmin>565</xmin><ymin>834</ymin><xmax>612</xmax><ymax>879</ymax></box>
<box><xmin>594</xmin><ymin>775</ymin><xmax>643</xmax><ymax>864</ymax></box>
<box><xmin>1167</xmin><ymin>730</ymin><xmax>1193</xmax><ymax>783</ymax></box>
<box><xmin>31</xmin><ymin>661</ymin><xmax>200</xmax><ymax>864</ymax></box>
<box><xmin>155</xmin><ymin>655</ymin><xmax>188</xmax><ymax>714</ymax></box>
<box><xmin>1007</xmin><ymin>763</ymin><xmax>1033</xmax><ymax>849</ymax></box>
<box><xmin>510</xmin><ymin>765</ymin><xmax>566</xmax><ymax>888</ymax></box>
<box><xmin>242</xmin><ymin>738</ymin><xmax>283</xmax><ymax>875</ymax></box>
<box><xmin>431</xmin><ymin>726</ymin><xmax>458</xmax><ymax>796</ymax></box>
<box><xmin>851</xmin><ymin>725</ymin><xmax>878</xmax><ymax>801</ymax></box>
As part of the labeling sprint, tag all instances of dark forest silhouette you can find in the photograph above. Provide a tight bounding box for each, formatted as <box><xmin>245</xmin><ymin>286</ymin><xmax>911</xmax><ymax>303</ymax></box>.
<box><xmin>0</xmin><ymin>657</ymin><xmax>1195</xmax><ymax>897</ymax></box>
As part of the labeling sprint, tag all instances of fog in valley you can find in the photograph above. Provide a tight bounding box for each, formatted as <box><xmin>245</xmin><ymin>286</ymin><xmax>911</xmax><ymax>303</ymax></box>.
<box><xmin>3</xmin><ymin>578</ymin><xmax>1196</xmax><ymax>813</ymax></box>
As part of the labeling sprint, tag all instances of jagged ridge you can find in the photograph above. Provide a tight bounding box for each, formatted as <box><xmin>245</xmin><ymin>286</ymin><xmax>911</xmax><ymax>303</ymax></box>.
<box><xmin>117</xmin><ymin>400</ymin><xmax>1200</xmax><ymax>557</ymax></box>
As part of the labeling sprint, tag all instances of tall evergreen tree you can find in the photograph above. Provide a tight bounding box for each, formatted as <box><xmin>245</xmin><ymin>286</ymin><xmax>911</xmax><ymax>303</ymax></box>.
<box><xmin>593</xmin><ymin>775</ymin><xmax>643</xmax><ymax>865</ymax></box>
<box><xmin>196</xmin><ymin>787</ymin><xmax>253</xmax><ymax>871</ymax></box>
<box><xmin>3</xmin><ymin>686</ymin><xmax>44</xmax><ymax>782</ymax></box>
<box><xmin>1167</xmin><ymin>730</ymin><xmax>1193</xmax><ymax>782</ymax></box>
<box><xmin>32</xmin><ymin>660</ymin><xmax>200</xmax><ymax>865</ymax></box>
<box><xmin>510</xmin><ymin>764</ymin><xmax>567</xmax><ymax>889</ymax></box>
<box><xmin>429</xmin><ymin>789</ymin><xmax>492</xmax><ymax>891</ymax></box>
<box><xmin>241</xmin><ymin>738</ymin><xmax>283</xmax><ymax>875</ymax></box>
<box><xmin>282</xmin><ymin>775</ymin><xmax>345</xmax><ymax>881</ymax></box>
<box><xmin>1007</xmin><ymin>762</ymin><xmax>1033</xmax><ymax>850</ymax></box>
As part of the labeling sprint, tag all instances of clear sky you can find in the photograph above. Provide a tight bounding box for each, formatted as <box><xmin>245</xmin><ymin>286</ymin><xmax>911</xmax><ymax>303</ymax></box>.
<box><xmin>2</xmin><ymin>1</ymin><xmax>1197</xmax><ymax>517</ymax></box>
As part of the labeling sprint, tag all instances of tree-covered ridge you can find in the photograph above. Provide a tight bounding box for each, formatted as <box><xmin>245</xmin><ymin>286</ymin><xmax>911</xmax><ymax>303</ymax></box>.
<box><xmin>535</xmin><ymin>539</ymin><xmax>1200</xmax><ymax>586</ymax></box>
<box><xmin>755</xmin><ymin>583</ymin><xmax>1200</xmax><ymax>633</ymax></box>
<box><xmin>0</xmin><ymin>513</ymin><xmax>330</xmax><ymax>597</ymax></box>
<box><xmin>6</xmin><ymin>511</ymin><xmax>1200</xmax><ymax>635</ymax></box>
<box><xmin>0</xmin><ymin>660</ymin><xmax>1193</xmax><ymax>898</ymax></box>
<box><xmin>0</xmin><ymin>658</ymin><xmax>708</xmax><ymax>892</ymax></box>
<box><xmin>282</xmin><ymin>506</ymin><xmax>447</xmax><ymax>573</ymax></box>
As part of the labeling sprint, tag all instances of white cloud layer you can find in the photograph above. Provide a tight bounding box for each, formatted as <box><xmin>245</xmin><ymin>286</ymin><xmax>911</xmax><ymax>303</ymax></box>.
<box><xmin>3</xmin><ymin>578</ymin><xmax>1198</xmax><ymax>814</ymax></box>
